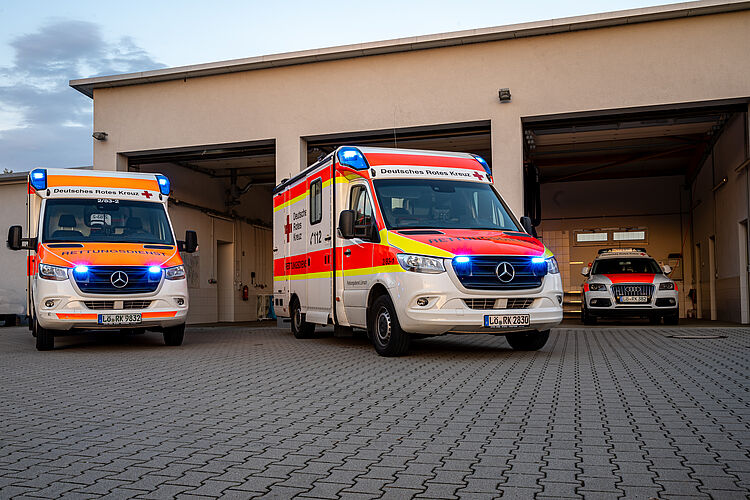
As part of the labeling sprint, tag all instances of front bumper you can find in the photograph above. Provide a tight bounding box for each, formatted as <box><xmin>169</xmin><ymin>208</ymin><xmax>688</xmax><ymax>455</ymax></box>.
<box><xmin>390</xmin><ymin>267</ymin><xmax>564</xmax><ymax>336</ymax></box>
<box><xmin>584</xmin><ymin>287</ymin><xmax>679</xmax><ymax>317</ymax></box>
<box><xmin>34</xmin><ymin>276</ymin><xmax>188</xmax><ymax>331</ymax></box>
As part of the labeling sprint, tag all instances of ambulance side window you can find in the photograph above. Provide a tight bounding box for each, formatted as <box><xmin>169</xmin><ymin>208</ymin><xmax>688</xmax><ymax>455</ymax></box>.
<box><xmin>350</xmin><ymin>185</ymin><xmax>374</xmax><ymax>237</ymax></box>
<box><xmin>309</xmin><ymin>178</ymin><xmax>322</xmax><ymax>225</ymax></box>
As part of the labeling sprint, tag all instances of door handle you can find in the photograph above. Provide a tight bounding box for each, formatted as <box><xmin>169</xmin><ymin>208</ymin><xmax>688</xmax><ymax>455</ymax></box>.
<box><xmin>344</xmin><ymin>249</ymin><xmax>351</xmax><ymax>257</ymax></box>
<box><xmin>324</xmin><ymin>236</ymin><xmax>331</xmax><ymax>241</ymax></box>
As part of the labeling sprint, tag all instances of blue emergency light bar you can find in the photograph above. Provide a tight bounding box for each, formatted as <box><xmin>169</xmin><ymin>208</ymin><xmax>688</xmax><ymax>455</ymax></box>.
<box><xmin>29</xmin><ymin>169</ymin><xmax>47</xmax><ymax>191</ymax></box>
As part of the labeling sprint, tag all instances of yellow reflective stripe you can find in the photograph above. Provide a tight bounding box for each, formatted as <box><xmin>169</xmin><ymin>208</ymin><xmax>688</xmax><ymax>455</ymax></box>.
<box><xmin>542</xmin><ymin>247</ymin><xmax>554</xmax><ymax>258</ymax></box>
<box><xmin>385</xmin><ymin>231</ymin><xmax>455</xmax><ymax>258</ymax></box>
<box><xmin>274</xmin><ymin>271</ymin><xmax>332</xmax><ymax>281</ymax></box>
<box><xmin>342</xmin><ymin>265</ymin><xmax>403</xmax><ymax>277</ymax></box>
<box><xmin>273</xmin><ymin>178</ymin><xmax>335</xmax><ymax>212</ymax></box>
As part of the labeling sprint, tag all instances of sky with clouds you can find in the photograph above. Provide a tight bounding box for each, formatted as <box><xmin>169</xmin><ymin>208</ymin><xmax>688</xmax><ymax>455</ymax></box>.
<box><xmin>0</xmin><ymin>0</ymin><xmax>670</xmax><ymax>172</ymax></box>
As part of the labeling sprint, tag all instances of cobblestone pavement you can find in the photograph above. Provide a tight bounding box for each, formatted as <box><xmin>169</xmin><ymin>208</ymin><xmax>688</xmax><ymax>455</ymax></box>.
<box><xmin>1</xmin><ymin>324</ymin><xmax>749</xmax><ymax>499</ymax></box>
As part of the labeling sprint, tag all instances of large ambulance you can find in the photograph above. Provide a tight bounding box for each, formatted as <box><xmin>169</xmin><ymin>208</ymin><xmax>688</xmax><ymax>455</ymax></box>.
<box><xmin>6</xmin><ymin>168</ymin><xmax>197</xmax><ymax>351</ymax></box>
<box><xmin>273</xmin><ymin>147</ymin><xmax>563</xmax><ymax>356</ymax></box>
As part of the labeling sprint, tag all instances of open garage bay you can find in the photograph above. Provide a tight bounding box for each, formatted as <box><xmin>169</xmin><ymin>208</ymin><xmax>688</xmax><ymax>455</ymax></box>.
<box><xmin>1</xmin><ymin>325</ymin><xmax>749</xmax><ymax>499</ymax></box>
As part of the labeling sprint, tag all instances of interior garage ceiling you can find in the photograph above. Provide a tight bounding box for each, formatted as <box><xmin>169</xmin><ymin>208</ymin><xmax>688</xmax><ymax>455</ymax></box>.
<box><xmin>523</xmin><ymin>104</ymin><xmax>743</xmax><ymax>183</ymax></box>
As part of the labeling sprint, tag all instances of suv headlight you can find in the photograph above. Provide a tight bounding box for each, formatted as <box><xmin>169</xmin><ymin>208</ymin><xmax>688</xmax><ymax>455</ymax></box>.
<box><xmin>39</xmin><ymin>263</ymin><xmax>69</xmax><ymax>281</ymax></box>
<box><xmin>546</xmin><ymin>256</ymin><xmax>559</xmax><ymax>274</ymax></box>
<box><xmin>659</xmin><ymin>282</ymin><xmax>675</xmax><ymax>290</ymax></box>
<box><xmin>165</xmin><ymin>265</ymin><xmax>186</xmax><ymax>280</ymax></box>
<box><xmin>397</xmin><ymin>254</ymin><xmax>446</xmax><ymax>274</ymax></box>
<box><xmin>589</xmin><ymin>283</ymin><xmax>606</xmax><ymax>291</ymax></box>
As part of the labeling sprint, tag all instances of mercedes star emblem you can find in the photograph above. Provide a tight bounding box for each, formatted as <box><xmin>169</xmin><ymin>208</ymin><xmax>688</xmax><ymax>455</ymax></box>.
<box><xmin>110</xmin><ymin>271</ymin><xmax>129</xmax><ymax>288</ymax></box>
<box><xmin>495</xmin><ymin>262</ymin><xmax>515</xmax><ymax>283</ymax></box>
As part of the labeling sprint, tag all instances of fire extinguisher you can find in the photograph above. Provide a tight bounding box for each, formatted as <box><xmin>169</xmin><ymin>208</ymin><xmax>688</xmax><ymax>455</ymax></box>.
<box><xmin>242</xmin><ymin>285</ymin><xmax>249</xmax><ymax>301</ymax></box>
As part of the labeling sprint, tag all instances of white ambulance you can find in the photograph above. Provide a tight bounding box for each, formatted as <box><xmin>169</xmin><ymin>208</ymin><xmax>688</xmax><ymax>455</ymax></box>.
<box><xmin>6</xmin><ymin>168</ymin><xmax>197</xmax><ymax>350</ymax></box>
<box><xmin>273</xmin><ymin>147</ymin><xmax>563</xmax><ymax>356</ymax></box>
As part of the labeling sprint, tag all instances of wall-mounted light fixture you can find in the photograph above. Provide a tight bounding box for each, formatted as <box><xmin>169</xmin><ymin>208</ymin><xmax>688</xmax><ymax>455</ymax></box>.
<box><xmin>498</xmin><ymin>88</ymin><xmax>511</xmax><ymax>102</ymax></box>
<box><xmin>92</xmin><ymin>132</ymin><xmax>108</xmax><ymax>141</ymax></box>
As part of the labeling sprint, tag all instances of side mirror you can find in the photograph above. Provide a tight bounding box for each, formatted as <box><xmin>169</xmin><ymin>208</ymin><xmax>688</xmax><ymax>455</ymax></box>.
<box><xmin>7</xmin><ymin>226</ymin><xmax>22</xmax><ymax>251</ymax></box>
<box><xmin>581</xmin><ymin>266</ymin><xmax>590</xmax><ymax>277</ymax></box>
<box><xmin>184</xmin><ymin>230</ymin><xmax>198</xmax><ymax>253</ymax></box>
<box><xmin>338</xmin><ymin>210</ymin><xmax>355</xmax><ymax>239</ymax></box>
<box><xmin>662</xmin><ymin>264</ymin><xmax>672</xmax><ymax>274</ymax></box>
<box><xmin>520</xmin><ymin>216</ymin><xmax>538</xmax><ymax>238</ymax></box>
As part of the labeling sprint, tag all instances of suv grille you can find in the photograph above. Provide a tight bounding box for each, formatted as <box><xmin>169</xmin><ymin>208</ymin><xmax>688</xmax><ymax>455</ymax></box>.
<box><xmin>75</xmin><ymin>267</ymin><xmax>160</xmax><ymax>295</ymax></box>
<box><xmin>463</xmin><ymin>298</ymin><xmax>534</xmax><ymax>309</ymax></box>
<box><xmin>612</xmin><ymin>284</ymin><xmax>654</xmax><ymax>301</ymax></box>
<box><xmin>453</xmin><ymin>256</ymin><xmax>545</xmax><ymax>290</ymax></box>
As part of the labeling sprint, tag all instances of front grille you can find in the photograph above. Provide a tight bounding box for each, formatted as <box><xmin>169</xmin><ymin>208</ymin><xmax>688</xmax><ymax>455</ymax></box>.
<box><xmin>507</xmin><ymin>298</ymin><xmax>534</xmax><ymax>309</ymax></box>
<box><xmin>124</xmin><ymin>300</ymin><xmax>152</xmax><ymax>309</ymax></box>
<box><xmin>612</xmin><ymin>284</ymin><xmax>654</xmax><ymax>303</ymax></box>
<box><xmin>453</xmin><ymin>256</ymin><xmax>545</xmax><ymax>290</ymax></box>
<box><xmin>84</xmin><ymin>301</ymin><xmax>114</xmax><ymax>310</ymax></box>
<box><xmin>83</xmin><ymin>300</ymin><xmax>153</xmax><ymax>310</ymax></box>
<box><xmin>463</xmin><ymin>298</ymin><xmax>534</xmax><ymax>309</ymax></box>
<box><xmin>464</xmin><ymin>299</ymin><xmax>497</xmax><ymax>309</ymax></box>
<box><xmin>75</xmin><ymin>266</ymin><xmax>160</xmax><ymax>295</ymax></box>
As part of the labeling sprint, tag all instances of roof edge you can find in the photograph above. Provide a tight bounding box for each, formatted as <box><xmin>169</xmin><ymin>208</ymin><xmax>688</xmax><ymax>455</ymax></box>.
<box><xmin>70</xmin><ymin>0</ymin><xmax>750</xmax><ymax>98</ymax></box>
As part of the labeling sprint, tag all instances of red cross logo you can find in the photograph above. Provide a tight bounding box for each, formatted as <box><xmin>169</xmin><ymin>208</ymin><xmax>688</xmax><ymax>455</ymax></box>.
<box><xmin>473</xmin><ymin>171</ymin><xmax>486</xmax><ymax>181</ymax></box>
<box><xmin>142</xmin><ymin>190</ymin><xmax>153</xmax><ymax>199</ymax></box>
<box><xmin>284</xmin><ymin>215</ymin><xmax>292</xmax><ymax>242</ymax></box>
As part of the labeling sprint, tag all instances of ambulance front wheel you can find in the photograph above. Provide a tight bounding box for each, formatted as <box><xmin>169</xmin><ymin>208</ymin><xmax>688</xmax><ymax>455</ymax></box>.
<box><xmin>290</xmin><ymin>297</ymin><xmax>315</xmax><ymax>339</ymax></box>
<box><xmin>506</xmin><ymin>329</ymin><xmax>550</xmax><ymax>351</ymax></box>
<box><xmin>163</xmin><ymin>323</ymin><xmax>185</xmax><ymax>346</ymax></box>
<box><xmin>370</xmin><ymin>295</ymin><xmax>410</xmax><ymax>357</ymax></box>
<box><xmin>34</xmin><ymin>319</ymin><xmax>54</xmax><ymax>351</ymax></box>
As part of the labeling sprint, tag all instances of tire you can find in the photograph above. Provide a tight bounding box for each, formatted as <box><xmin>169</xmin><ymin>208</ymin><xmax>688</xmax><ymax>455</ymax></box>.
<box><xmin>34</xmin><ymin>319</ymin><xmax>54</xmax><ymax>351</ymax></box>
<box><xmin>369</xmin><ymin>294</ymin><xmax>410</xmax><ymax>357</ymax></box>
<box><xmin>648</xmin><ymin>315</ymin><xmax>661</xmax><ymax>325</ymax></box>
<box><xmin>290</xmin><ymin>297</ymin><xmax>315</xmax><ymax>339</ymax></box>
<box><xmin>506</xmin><ymin>329</ymin><xmax>550</xmax><ymax>351</ymax></box>
<box><xmin>163</xmin><ymin>323</ymin><xmax>185</xmax><ymax>346</ymax></box>
<box><xmin>581</xmin><ymin>306</ymin><xmax>597</xmax><ymax>325</ymax></box>
<box><xmin>664</xmin><ymin>313</ymin><xmax>679</xmax><ymax>325</ymax></box>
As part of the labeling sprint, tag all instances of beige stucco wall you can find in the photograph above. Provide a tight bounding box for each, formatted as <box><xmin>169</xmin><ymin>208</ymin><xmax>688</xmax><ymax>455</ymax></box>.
<box><xmin>91</xmin><ymin>11</ymin><xmax>750</xmax><ymax>215</ymax></box>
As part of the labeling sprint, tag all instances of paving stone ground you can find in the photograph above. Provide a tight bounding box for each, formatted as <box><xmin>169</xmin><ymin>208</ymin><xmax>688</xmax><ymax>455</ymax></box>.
<box><xmin>0</xmin><ymin>323</ymin><xmax>749</xmax><ymax>499</ymax></box>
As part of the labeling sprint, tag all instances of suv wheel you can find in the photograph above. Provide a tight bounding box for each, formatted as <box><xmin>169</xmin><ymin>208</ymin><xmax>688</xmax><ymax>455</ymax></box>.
<box><xmin>664</xmin><ymin>313</ymin><xmax>679</xmax><ymax>325</ymax></box>
<box><xmin>369</xmin><ymin>295</ymin><xmax>410</xmax><ymax>357</ymax></box>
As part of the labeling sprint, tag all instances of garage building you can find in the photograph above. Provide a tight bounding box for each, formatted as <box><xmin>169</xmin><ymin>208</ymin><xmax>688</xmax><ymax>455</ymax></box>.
<box><xmin>64</xmin><ymin>0</ymin><xmax>750</xmax><ymax>324</ymax></box>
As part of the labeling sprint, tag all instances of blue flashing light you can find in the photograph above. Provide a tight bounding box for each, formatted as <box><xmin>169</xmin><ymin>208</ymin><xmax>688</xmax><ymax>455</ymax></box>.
<box><xmin>148</xmin><ymin>266</ymin><xmax>161</xmax><ymax>274</ymax></box>
<box><xmin>73</xmin><ymin>265</ymin><xmax>89</xmax><ymax>274</ymax></box>
<box><xmin>337</xmin><ymin>147</ymin><xmax>370</xmax><ymax>171</ymax></box>
<box><xmin>454</xmin><ymin>256</ymin><xmax>471</xmax><ymax>264</ymax></box>
<box><xmin>155</xmin><ymin>174</ymin><xmax>170</xmax><ymax>195</ymax></box>
<box><xmin>531</xmin><ymin>257</ymin><xmax>546</xmax><ymax>264</ymax></box>
<box><xmin>29</xmin><ymin>168</ymin><xmax>47</xmax><ymax>191</ymax></box>
<box><xmin>471</xmin><ymin>155</ymin><xmax>492</xmax><ymax>178</ymax></box>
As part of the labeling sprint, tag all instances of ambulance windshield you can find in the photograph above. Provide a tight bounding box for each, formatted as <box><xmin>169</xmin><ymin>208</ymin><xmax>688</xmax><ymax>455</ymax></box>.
<box><xmin>373</xmin><ymin>179</ymin><xmax>520</xmax><ymax>231</ymax></box>
<box><xmin>42</xmin><ymin>199</ymin><xmax>174</xmax><ymax>245</ymax></box>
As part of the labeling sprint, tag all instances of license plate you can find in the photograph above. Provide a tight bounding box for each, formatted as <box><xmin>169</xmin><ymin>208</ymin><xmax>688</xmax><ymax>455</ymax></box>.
<box><xmin>484</xmin><ymin>314</ymin><xmax>530</xmax><ymax>328</ymax></box>
<box><xmin>98</xmin><ymin>313</ymin><xmax>142</xmax><ymax>325</ymax></box>
<box><xmin>619</xmin><ymin>296</ymin><xmax>648</xmax><ymax>303</ymax></box>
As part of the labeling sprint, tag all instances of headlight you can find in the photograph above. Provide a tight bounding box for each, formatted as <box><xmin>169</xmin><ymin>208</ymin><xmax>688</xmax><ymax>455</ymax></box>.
<box><xmin>546</xmin><ymin>256</ymin><xmax>559</xmax><ymax>274</ymax></box>
<box><xmin>589</xmin><ymin>283</ymin><xmax>606</xmax><ymax>291</ymax></box>
<box><xmin>39</xmin><ymin>263</ymin><xmax>69</xmax><ymax>281</ymax></box>
<box><xmin>659</xmin><ymin>282</ymin><xmax>675</xmax><ymax>290</ymax></box>
<box><xmin>397</xmin><ymin>254</ymin><xmax>446</xmax><ymax>274</ymax></box>
<box><xmin>165</xmin><ymin>265</ymin><xmax>186</xmax><ymax>280</ymax></box>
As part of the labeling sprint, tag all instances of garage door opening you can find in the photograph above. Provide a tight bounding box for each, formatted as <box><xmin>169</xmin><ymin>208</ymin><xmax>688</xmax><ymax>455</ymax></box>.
<box><xmin>124</xmin><ymin>140</ymin><xmax>276</xmax><ymax>324</ymax></box>
<box><xmin>522</xmin><ymin>102</ymin><xmax>747</xmax><ymax>320</ymax></box>
<box><xmin>304</xmin><ymin>121</ymin><xmax>491</xmax><ymax>169</ymax></box>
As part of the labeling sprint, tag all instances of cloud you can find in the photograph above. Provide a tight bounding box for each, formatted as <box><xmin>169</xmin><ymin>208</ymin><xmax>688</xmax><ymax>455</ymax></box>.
<box><xmin>0</xmin><ymin>20</ymin><xmax>165</xmax><ymax>171</ymax></box>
